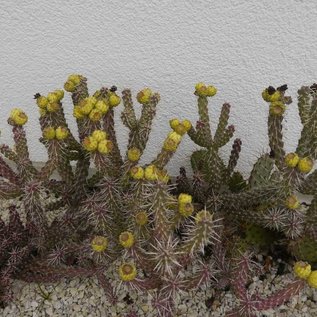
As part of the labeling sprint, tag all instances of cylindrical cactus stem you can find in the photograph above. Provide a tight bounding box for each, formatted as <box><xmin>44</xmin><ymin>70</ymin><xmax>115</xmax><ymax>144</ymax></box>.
<box><xmin>214</xmin><ymin>124</ymin><xmax>235</xmax><ymax>150</ymax></box>
<box><xmin>268</xmin><ymin>113</ymin><xmax>285</xmax><ymax>166</ymax></box>
<box><xmin>0</xmin><ymin>155</ymin><xmax>20</xmax><ymax>185</ymax></box>
<box><xmin>180</xmin><ymin>210</ymin><xmax>217</xmax><ymax>256</ymax></box>
<box><xmin>71</xmin><ymin>77</ymin><xmax>89</xmax><ymax>105</ymax></box>
<box><xmin>37</xmin><ymin>158</ymin><xmax>57</xmax><ymax>181</ymax></box>
<box><xmin>0</xmin><ymin>181</ymin><xmax>22</xmax><ymax>199</ymax></box>
<box><xmin>151</xmin><ymin>149</ymin><xmax>174</xmax><ymax>170</ymax></box>
<box><xmin>227</xmin><ymin>138</ymin><xmax>242</xmax><ymax>175</ymax></box>
<box><xmin>133</xmin><ymin>93</ymin><xmax>160</xmax><ymax>152</ymax></box>
<box><xmin>176</xmin><ymin>167</ymin><xmax>192</xmax><ymax>195</ymax></box>
<box><xmin>297</xmin><ymin>86</ymin><xmax>311</xmax><ymax>126</ymax></box>
<box><xmin>121</xmin><ymin>89</ymin><xmax>137</xmax><ymax>130</ymax></box>
<box><xmin>197</xmin><ymin>96</ymin><xmax>212</xmax><ymax>137</ymax></box>
<box><xmin>0</xmin><ymin>144</ymin><xmax>18</xmax><ymax>163</ymax></box>
<box><xmin>12</xmin><ymin>126</ymin><xmax>38</xmax><ymax>181</ymax></box>
<box><xmin>214</xmin><ymin>103</ymin><xmax>231</xmax><ymax>147</ymax></box>
<box><xmin>103</xmin><ymin>108</ymin><xmax>123</xmax><ymax>169</ymax></box>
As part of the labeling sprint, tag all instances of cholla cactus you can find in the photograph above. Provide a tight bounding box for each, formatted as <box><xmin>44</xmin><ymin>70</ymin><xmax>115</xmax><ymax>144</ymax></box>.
<box><xmin>0</xmin><ymin>75</ymin><xmax>220</xmax><ymax>316</ymax></box>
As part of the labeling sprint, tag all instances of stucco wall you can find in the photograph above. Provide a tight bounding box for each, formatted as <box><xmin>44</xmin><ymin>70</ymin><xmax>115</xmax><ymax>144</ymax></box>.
<box><xmin>1</xmin><ymin>0</ymin><xmax>317</xmax><ymax>176</ymax></box>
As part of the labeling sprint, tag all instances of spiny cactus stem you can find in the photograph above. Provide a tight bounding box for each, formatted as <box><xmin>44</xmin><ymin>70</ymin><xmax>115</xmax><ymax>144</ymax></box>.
<box><xmin>103</xmin><ymin>109</ymin><xmax>123</xmax><ymax>169</ymax></box>
<box><xmin>268</xmin><ymin>114</ymin><xmax>285</xmax><ymax>166</ymax></box>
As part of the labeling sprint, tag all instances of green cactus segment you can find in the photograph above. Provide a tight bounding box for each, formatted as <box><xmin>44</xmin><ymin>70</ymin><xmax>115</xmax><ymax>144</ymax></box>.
<box><xmin>214</xmin><ymin>103</ymin><xmax>233</xmax><ymax>149</ymax></box>
<box><xmin>121</xmin><ymin>89</ymin><xmax>137</xmax><ymax>130</ymax></box>
<box><xmin>306</xmin><ymin>196</ymin><xmax>317</xmax><ymax>225</ymax></box>
<box><xmin>249</xmin><ymin>154</ymin><xmax>274</xmax><ymax>188</ymax></box>
<box><xmin>268</xmin><ymin>114</ymin><xmax>285</xmax><ymax>165</ymax></box>
<box><xmin>227</xmin><ymin>138</ymin><xmax>242</xmax><ymax>176</ymax></box>
<box><xmin>297</xmin><ymin>92</ymin><xmax>317</xmax><ymax>159</ymax></box>
<box><xmin>289</xmin><ymin>236</ymin><xmax>317</xmax><ymax>263</ymax></box>
<box><xmin>228</xmin><ymin>171</ymin><xmax>247</xmax><ymax>193</ymax></box>
<box><xmin>297</xmin><ymin>86</ymin><xmax>312</xmax><ymax>126</ymax></box>
<box><xmin>243</xmin><ymin>224</ymin><xmax>277</xmax><ymax>248</ymax></box>
<box><xmin>299</xmin><ymin>170</ymin><xmax>317</xmax><ymax>194</ymax></box>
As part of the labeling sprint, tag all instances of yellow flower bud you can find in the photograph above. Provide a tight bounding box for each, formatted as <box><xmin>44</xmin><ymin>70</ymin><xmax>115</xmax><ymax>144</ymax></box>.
<box><xmin>195</xmin><ymin>82</ymin><xmax>209</xmax><ymax>96</ymax></box>
<box><xmin>298</xmin><ymin>157</ymin><xmax>313</xmax><ymax>174</ymax></box>
<box><xmin>178</xmin><ymin>193</ymin><xmax>192</xmax><ymax>204</ymax></box>
<box><xmin>195</xmin><ymin>210</ymin><xmax>213</xmax><ymax>224</ymax></box>
<box><xmin>118</xmin><ymin>263</ymin><xmax>137</xmax><ymax>281</ymax></box>
<box><xmin>73</xmin><ymin>105</ymin><xmax>84</xmax><ymax>119</ymax></box>
<box><xmin>46</xmin><ymin>102</ymin><xmax>60</xmax><ymax>113</ymax></box>
<box><xmin>67</xmin><ymin>74</ymin><xmax>81</xmax><ymax>85</ymax></box>
<box><xmin>98</xmin><ymin>139</ymin><xmax>113</xmax><ymax>154</ymax></box>
<box><xmin>130</xmin><ymin>166</ymin><xmax>144</xmax><ymax>180</ymax></box>
<box><xmin>55</xmin><ymin>126</ymin><xmax>69</xmax><ymax>140</ymax></box>
<box><xmin>135</xmin><ymin>211</ymin><xmax>148</xmax><ymax>226</ymax></box>
<box><xmin>64</xmin><ymin>81</ymin><xmax>76</xmax><ymax>92</ymax></box>
<box><xmin>269</xmin><ymin>91</ymin><xmax>281</xmax><ymax>102</ymax></box>
<box><xmin>307</xmin><ymin>271</ymin><xmax>317</xmax><ymax>288</ymax></box>
<box><xmin>206</xmin><ymin>85</ymin><xmax>217</xmax><ymax>97</ymax></box>
<box><xmin>163</xmin><ymin>139</ymin><xmax>178</xmax><ymax>151</ymax></box>
<box><xmin>285</xmin><ymin>195</ymin><xmax>300</xmax><ymax>209</ymax></box>
<box><xmin>170</xmin><ymin>119</ymin><xmax>180</xmax><ymax>130</ymax></box>
<box><xmin>127</xmin><ymin>148</ymin><xmax>141</xmax><ymax>162</ymax></box>
<box><xmin>95</xmin><ymin>100</ymin><xmax>109</xmax><ymax>114</ymax></box>
<box><xmin>91</xmin><ymin>236</ymin><xmax>108</xmax><ymax>252</ymax></box>
<box><xmin>36</xmin><ymin>96</ymin><xmax>48</xmax><ymax>109</ymax></box>
<box><xmin>109</xmin><ymin>94</ymin><xmax>121</xmax><ymax>107</ymax></box>
<box><xmin>119</xmin><ymin>231</ymin><xmax>135</xmax><ymax>248</ymax></box>
<box><xmin>43</xmin><ymin>126</ymin><xmax>56</xmax><ymax>140</ymax></box>
<box><xmin>262</xmin><ymin>89</ymin><xmax>270</xmax><ymax>102</ymax></box>
<box><xmin>54</xmin><ymin>90</ymin><xmax>64</xmax><ymax>101</ymax></box>
<box><xmin>47</xmin><ymin>92</ymin><xmax>59</xmax><ymax>104</ymax></box>
<box><xmin>91</xmin><ymin>130</ymin><xmax>107</xmax><ymax>142</ymax></box>
<box><xmin>285</xmin><ymin>153</ymin><xmax>300</xmax><ymax>168</ymax></box>
<box><xmin>179</xmin><ymin>202</ymin><xmax>194</xmax><ymax>217</ymax></box>
<box><xmin>83</xmin><ymin>136</ymin><xmax>98</xmax><ymax>152</ymax></box>
<box><xmin>168</xmin><ymin>131</ymin><xmax>182</xmax><ymax>143</ymax></box>
<box><xmin>294</xmin><ymin>261</ymin><xmax>311</xmax><ymax>279</ymax></box>
<box><xmin>269</xmin><ymin>101</ymin><xmax>286</xmax><ymax>116</ymax></box>
<box><xmin>89</xmin><ymin>109</ymin><xmax>103</xmax><ymax>122</ymax></box>
<box><xmin>80</xmin><ymin>98</ymin><xmax>95</xmax><ymax>115</ymax></box>
<box><xmin>137</xmin><ymin>88</ymin><xmax>152</xmax><ymax>104</ymax></box>
<box><xmin>10</xmin><ymin>108</ymin><xmax>28</xmax><ymax>126</ymax></box>
<box><xmin>144</xmin><ymin>165</ymin><xmax>158</xmax><ymax>181</ymax></box>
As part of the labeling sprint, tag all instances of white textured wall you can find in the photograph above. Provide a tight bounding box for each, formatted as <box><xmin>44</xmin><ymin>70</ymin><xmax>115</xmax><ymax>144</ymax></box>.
<box><xmin>1</xmin><ymin>0</ymin><xmax>317</xmax><ymax>176</ymax></box>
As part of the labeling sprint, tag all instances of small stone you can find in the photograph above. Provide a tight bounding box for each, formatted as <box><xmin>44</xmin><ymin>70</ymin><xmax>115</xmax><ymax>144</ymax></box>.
<box><xmin>141</xmin><ymin>304</ymin><xmax>149</xmax><ymax>312</ymax></box>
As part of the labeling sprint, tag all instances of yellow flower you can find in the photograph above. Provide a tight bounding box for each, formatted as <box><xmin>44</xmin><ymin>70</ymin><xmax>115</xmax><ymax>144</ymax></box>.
<box><xmin>39</xmin><ymin>108</ymin><xmax>47</xmax><ymax>117</ymax></box>
<box><xmin>285</xmin><ymin>153</ymin><xmax>299</xmax><ymax>168</ymax></box>
<box><xmin>80</xmin><ymin>98</ymin><xmax>96</xmax><ymax>115</ymax></box>
<box><xmin>269</xmin><ymin>101</ymin><xmax>286</xmax><ymax>116</ymax></box>
<box><xmin>169</xmin><ymin>119</ymin><xmax>192</xmax><ymax>135</ymax></box>
<box><xmin>195</xmin><ymin>82</ymin><xmax>208</xmax><ymax>96</ymax></box>
<box><xmin>137</xmin><ymin>88</ymin><xmax>152</xmax><ymax>104</ymax></box>
<box><xmin>168</xmin><ymin>131</ymin><xmax>182</xmax><ymax>143</ymax></box>
<box><xmin>89</xmin><ymin>109</ymin><xmax>103</xmax><ymax>121</ymax></box>
<box><xmin>294</xmin><ymin>261</ymin><xmax>311</xmax><ymax>279</ymax></box>
<box><xmin>119</xmin><ymin>231</ymin><xmax>135</xmax><ymax>248</ymax></box>
<box><xmin>144</xmin><ymin>165</ymin><xmax>158</xmax><ymax>181</ymax></box>
<box><xmin>43</xmin><ymin>126</ymin><xmax>56</xmax><ymax>140</ymax></box>
<box><xmin>10</xmin><ymin>108</ymin><xmax>28</xmax><ymax>126</ymax></box>
<box><xmin>67</xmin><ymin>74</ymin><xmax>82</xmax><ymax>85</ymax></box>
<box><xmin>179</xmin><ymin>202</ymin><xmax>194</xmax><ymax>217</ymax></box>
<box><xmin>285</xmin><ymin>195</ymin><xmax>300</xmax><ymax>210</ymax></box>
<box><xmin>206</xmin><ymin>85</ymin><xmax>217</xmax><ymax>97</ymax></box>
<box><xmin>95</xmin><ymin>100</ymin><xmax>109</xmax><ymax>114</ymax></box>
<box><xmin>55</xmin><ymin>126</ymin><xmax>69</xmax><ymax>140</ymax></box>
<box><xmin>178</xmin><ymin>193</ymin><xmax>192</xmax><ymax>204</ymax></box>
<box><xmin>135</xmin><ymin>211</ymin><xmax>148</xmax><ymax>226</ymax></box>
<box><xmin>262</xmin><ymin>89</ymin><xmax>281</xmax><ymax>102</ymax></box>
<box><xmin>91</xmin><ymin>236</ymin><xmax>108</xmax><ymax>252</ymax></box>
<box><xmin>73</xmin><ymin>105</ymin><xmax>84</xmax><ymax>119</ymax></box>
<box><xmin>109</xmin><ymin>93</ymin><xmax>121</xmax><ymax>107</ymax></box>
<box><xmin>64</xmin><ymin>81</ymin><xmax>76</xmax><ymax>92</ymax></box>
<box><xmin>163</xmin><ymin>139</ymin><xmax>178</xmax><ymax>151</ymax></box>
<box><xmin>47</xmin><ymin>92</ymin><xmax>59</xmax><ymax>103</ymax></box>
<box><xmin>307</xmin><ymin>271</ymin><xmax>317</xmax><ymax>288</ymax></box>
<box><xmin>298</xmin><ymin>157</ymin><xmax>313</xmax><ymax>174</ymax></box>
<box><xmin>127</xmin><ymin>148</ymin><xmax>141</xmax><ymax>162</ymax></box>
<box><xmin>36</xmin><ymin>96</ymin><xmax>48</xmax><ymax>109</ymax></box>
<box><xmin>195</xmin><ymin>210</ymin><xmax>213</xmax><ymax>224</ymax></box>
<box><xmin>98</xmin><ymin>139</ymin><xmax>113</xmax><ymax>154</ymax></box>
<box><xmin>130</xmin><ymin>166</ymin><xmax>144</xmax><ymax>180</ymax></box>
<box><xmin>83</xmin><ymin>136</ymin><xmax>98</xmax><ymax>152</ymax></box>
<box><xmin>118</xmin><ymin>263</ymin><xmax>137</xmax><ymax>281</ymax></box>
<box><xmin>54</xmin><ymin>90</ymin><xmax>64</xmax><ymax>101</ymax></box>
<box><xmin>91</xmin><ymin>130</ymin><xmax>107</xmax><ymax>142</ymax></box>
<box><xmin>46</xmin><ymin>102</ymin><xmax>60</xmax><ymax>112</ymax></box>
